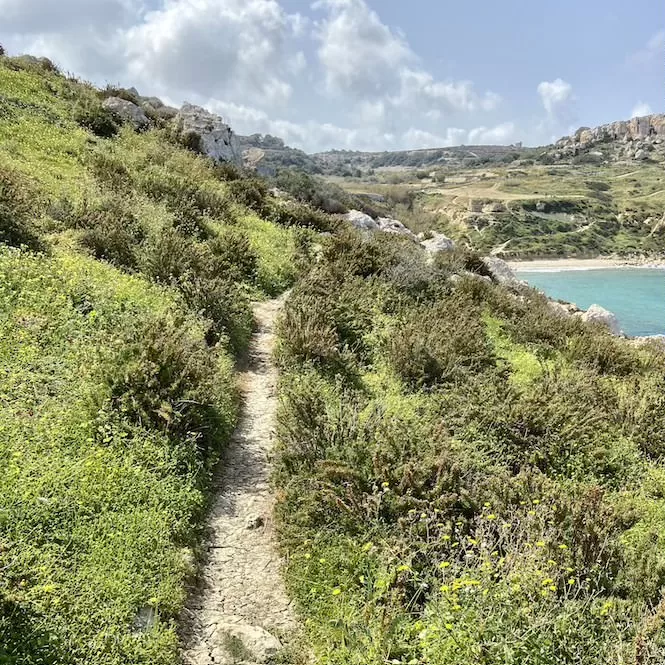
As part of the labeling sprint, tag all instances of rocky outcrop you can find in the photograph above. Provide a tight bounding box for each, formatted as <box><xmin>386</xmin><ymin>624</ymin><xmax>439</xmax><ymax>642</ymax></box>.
<box><xmin>483</xmin><ymin>256</ymin><xmax>519</xmax><ymax>285</ymax></box>
<box><xmin>580</xmin><ymin>304</ymin><xmax>622</xmax><ymax>336</ymax></box>
<box><xmin>547</xmin><ymin>300</ymin><xmax>579</xmax><ymax>318</ymax></box>
<box><xmin>421</xmin><ymin>232</ymin><xmax>455</xmax><ymax>254</ymax></box>
<box><xmin>377</xmin><ymin>217</ymin><xmax>419</xmax><ymax>241</ymax></box>
<box><xmin>551</xmin><ymin>114</ymin><xmax>665</xmax><ymax>163</ymax></box>
<box><xmin>345</xmin><ymin>210</ymin><xmax>379</xmax><ymax>231</ymax></box>
<box><xmin>174</xmin><ymin>103</ymin><xmax>242</xmax><ymax>165</ymax></box>
<box><xmin>102</xmin><ymin>97</ymin><xmax>149</xmax><ymax>129</ymax></box>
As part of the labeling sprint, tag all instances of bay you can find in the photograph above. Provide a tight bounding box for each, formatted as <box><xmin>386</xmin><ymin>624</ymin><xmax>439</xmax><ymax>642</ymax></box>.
<box><xmin>515</xmin><ymin>268</ymin><xmax>665</xmax><ymax>337</ymax></box>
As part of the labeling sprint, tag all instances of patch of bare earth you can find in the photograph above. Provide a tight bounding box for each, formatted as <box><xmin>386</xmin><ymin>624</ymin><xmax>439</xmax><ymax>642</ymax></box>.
<box><xmin>182</xmin><ymin>297</ymin><xmax>299</xmax><ymax>665</ymax></box>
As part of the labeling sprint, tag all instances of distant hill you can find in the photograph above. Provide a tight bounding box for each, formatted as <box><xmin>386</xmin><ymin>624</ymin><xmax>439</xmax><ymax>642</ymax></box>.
<box><xmin>239</xmin><ymin>114</ymin><xmax>665</xmax><ymax>177</ymax></box>
<box><xmin>238</xmin><ymin>134</ymin><xmax>533</xmax><ymax>176</ymax></box>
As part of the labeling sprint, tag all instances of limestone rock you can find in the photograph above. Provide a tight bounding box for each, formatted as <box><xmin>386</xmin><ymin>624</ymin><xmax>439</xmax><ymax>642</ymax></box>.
<box><xmin>377</xmin><ymin>217</ymin><xmax>419</xmax><ymax>241</ymax></box>
<box><xmin>141</xmin><ymin>96</ymin><xmax>165</xmax><ymax>109</ymax></box>
<box><xmin>483</xmin><ymin>256</ymin><xmax>519</xmax><ymax>285</ymax></box>
<box><xmin>212</xmin><ymin>623</ymin><xmax>282</xmax><ymax>664</ymax></box>
<box><xmin>547</xmin><ymin>300</ymin><xmax>577</xmax><ymax>318</ymax></box>
<box><xmin>102</xmin><ymin>97</ymin><xmax>149</xmax><ymax>129</ymax></box>
<box><xmin>421</xmin><ymin>232</ymin><xmax>455</xmax><ymax>253</ymax></box>
<box><xmin>175</xmin><ymin>103</ymin><xmax>242</xmax><ymax>165</ymax></box>
<box><xmin>345</xmin><ymin>210</ymin><xmax>378</xmax><ymax>231</ymax></box>
<box><xmin>581</xmin><ymin>304</ymin><xmax>622</xmax><ymax>335</ymax></box>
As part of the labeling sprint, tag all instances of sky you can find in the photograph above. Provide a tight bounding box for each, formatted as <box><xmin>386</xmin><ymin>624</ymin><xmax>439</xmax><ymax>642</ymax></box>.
<box><xmin>1</xmin><ymin>0</ymin><xmax>663</xmax><ymax>152</ymax></box>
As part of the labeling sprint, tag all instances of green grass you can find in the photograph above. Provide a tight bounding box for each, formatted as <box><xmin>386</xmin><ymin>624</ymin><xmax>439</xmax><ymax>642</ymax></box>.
<box><xmin>0</xmin><ymin>249</ymin><xmax>238</xmax><ymax>664</ymax></box>
<box><xmin>0</xmin><ymin>53</ymin><xmax>317</xmax><ymax>664</ymax></box>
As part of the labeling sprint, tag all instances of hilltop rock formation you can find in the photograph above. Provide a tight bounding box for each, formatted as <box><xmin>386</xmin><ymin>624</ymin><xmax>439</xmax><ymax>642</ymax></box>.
<box><xmin>174</xmin><ymin>104</ymin><xmax>242</xmax><ymax>165</ymax></box>
<box><xmin>102</xmin><ymin>97</ymin><xmax>149</xmax><ymax>130</ymax></box>
<box><xmin>551</xmin><ymin>114</ymin><xmax>665</xmax><ymax>163</ymax></box>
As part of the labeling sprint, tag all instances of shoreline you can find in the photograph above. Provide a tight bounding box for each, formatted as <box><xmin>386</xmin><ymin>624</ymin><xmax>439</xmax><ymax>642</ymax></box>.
<box><xmin>509</xmin><ymin>257</ymin><xmax>665</xmax><ymax>272</ymax></box>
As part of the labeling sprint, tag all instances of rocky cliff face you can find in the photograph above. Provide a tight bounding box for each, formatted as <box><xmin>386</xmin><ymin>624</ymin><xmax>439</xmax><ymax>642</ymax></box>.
<box><xmin>175</xmin><ymin>103</ymin><xmax>242</xmax><ymax>166</ymax></box>
<box><xmin>551</xmin><ymin>114</ymin><xmax>665</xmax><ymax>163</ymax></box>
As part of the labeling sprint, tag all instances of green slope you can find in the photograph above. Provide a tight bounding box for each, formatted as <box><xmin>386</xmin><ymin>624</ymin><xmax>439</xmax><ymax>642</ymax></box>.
<box><xmin>0</xmin><ymin>54</ymin><xmax>311</xmax><ymax>664</ymax></box>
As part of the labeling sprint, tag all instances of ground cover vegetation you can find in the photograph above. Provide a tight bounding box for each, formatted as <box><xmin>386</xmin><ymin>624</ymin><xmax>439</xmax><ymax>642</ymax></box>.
<box><xmin>0</xmin><ymin>52</ymin><xmax>328</xmax><ymax>664</ymax></box>
<box><xmin>275</xmin><ymin>228</ymin><xmax>665</xmax><ymax>664</ymax></box>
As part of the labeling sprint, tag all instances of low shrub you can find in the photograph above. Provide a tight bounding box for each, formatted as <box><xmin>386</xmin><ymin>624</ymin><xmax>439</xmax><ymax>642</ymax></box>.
<box><xmin>138</xmin><ymin>168</ymin><xmax>228</xmax><ymax>231</ymax></box>
<box><xmin>0</xmin><ymin>167</ymin><xmax>44</xmax><ymax>251</ymax></box>
<box><xmin>228</xmin><ymin>177</ymin><xmax>270</xmax><ymax>215</ymax></box>
<box><xmin>65</xmin><ymin>196</ymin><xmax>146</xmax><ymax>271</ymax></box>
<box><xmin>73</xmin><ymin>98</ymin><xmax>120</xmax><ymax>138</ymax></box>
<box><xmin>269</xmin><ymin>200</ymin><xmax>338</xmax><ymax>232</ymax></box>
<box><xmin>277</xmin><ymin>291</ymin><xmax>341</xmax><ymax>368</ymax></box>
<box><xmin>103</xmin><ymin>314</ymin><xmax>235</xmax><ymax>459</ymax></box>
<box><xmin>567</xmin><ymin>330</ymin><xmax>644</xmax><ymax>376</ymax></box>
<box><xmin>140</xmin><ymin>227</ymin><xmax>196</xmax><ymax>284</ymax></box>
<box><xmin>272</xmin><ymin>169</ymin><xmax>351</xmax><ymax>214</ymax></box>
<box><xmin>88</xmin><ymin>149</ymin><xmax>131</xmax><ymax>189</ymax></box>
<box><xmin>387</xmin><ymin>295</ymin><xmax>495</xmax><ymax>388</ymax></box>
<box><xmin>204</xmin><ymin>228</ymin><xmax>258</xmax><ymax>284</ymax></box>
<box><xmin>179</xmin><ymin>275</ymin><xmax>253</xmax><ymax>354</ymax></box>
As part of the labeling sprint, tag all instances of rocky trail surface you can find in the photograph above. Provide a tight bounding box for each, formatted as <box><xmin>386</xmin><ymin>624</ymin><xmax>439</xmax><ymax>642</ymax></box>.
<box><xmin>182</xmin><ymin>297</ymin><xmax>299</xmax><ymax>665</ymax></box>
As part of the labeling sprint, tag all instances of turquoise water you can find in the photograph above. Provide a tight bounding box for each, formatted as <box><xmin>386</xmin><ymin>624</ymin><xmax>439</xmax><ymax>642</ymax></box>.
<box><xmin>515</xmin><ymin>268</ymin><xmax>665</xmax><ymax>337</ymax></box>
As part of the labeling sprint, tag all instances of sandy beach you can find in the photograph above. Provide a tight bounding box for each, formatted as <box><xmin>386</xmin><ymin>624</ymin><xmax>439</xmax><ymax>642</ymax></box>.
<box><xmin>509</xmin><ymin>258</ymin><xmax>665</xmax><ymax>272</ymax></box>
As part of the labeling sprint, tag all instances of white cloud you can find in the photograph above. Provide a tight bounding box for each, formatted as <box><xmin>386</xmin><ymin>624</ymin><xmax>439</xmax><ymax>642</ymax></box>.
<box><xmin>124</xmin><ymin>0</ymin><xmax>298</xmax><ymax>106</ymax></box>
<box><xmin>538</xmin><ymin>78</ymin><xmax>574</xmax><ymax>116</ymax></box>
<box><xmin>395</xmin><ymin>69</ymin><xmax>501</xmax><ymax>113</ymax></box>
<box><xmin>627</xmin><ymin>30</ymin><xmax>665</xmax><ymax>66</ymax></box>
<box><xmin>313</xmin><ymin>0</ymin><xmax>411</xmax><ymax>99</ymax></box>
<box><xmin>1</xmin><ymin>0</ymin><xmax>521</xmax><ymax>152</ymax></box>
<box><xmin>467</xmin><ymin>122</ymin><xmax>517</xmax><ymax>144</ymax></box>
<box><xmin>313</xmin><ymin>0</ymin><xmax>500</xmax><ymax>116</ymax></box>
<box><xmin>631</xmin><ymin>101</ymin><xmax>653</xmax><ymax>118</ymax></box>
<box><xmin>402</xmin><ymin>127</ymin><xmax>468</xmax><ymax>149</ymax></box>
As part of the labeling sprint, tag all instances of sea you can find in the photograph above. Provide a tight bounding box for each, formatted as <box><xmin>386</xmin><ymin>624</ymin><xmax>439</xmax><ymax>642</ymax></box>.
<box><xmin>514</xmin><ymin>267</ymin><xmax>665</xmax><ymax>337</ymax></box>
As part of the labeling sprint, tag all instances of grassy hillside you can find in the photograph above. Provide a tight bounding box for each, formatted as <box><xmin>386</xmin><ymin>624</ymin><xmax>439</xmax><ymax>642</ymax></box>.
<box><xmin>275</xmin><ymin>233</ymin><xmax>665</xmax><ymax>663</ymax></box>
<box><xmin>329</xmin><ymin>162</ymin><xmax>665</xmax><ymax>259</ymax></box>
<box><xmin>0</xmin><ymin>53</ymin><xmax>320</xmax><ymax>664</ymax></box>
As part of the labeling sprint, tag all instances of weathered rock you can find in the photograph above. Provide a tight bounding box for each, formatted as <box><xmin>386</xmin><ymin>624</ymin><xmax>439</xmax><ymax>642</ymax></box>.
<box><xmin>102</xmin><ymin>97</ymin><xmax>149</xmax><ymax>129</ymax></box>
<box><xmin>377</xmin><ymin>217</ymin><xmax>419</xmax><ymax>241</ymax></box>
<box><xmin>141</xmin><ymin>96</ymin><xmax>165</xmax><ymax>109</ymax></box>
<box><xmin>345</xmin><ymin>210</ymin><xmax>378</xmax><ymax>231</ymax></box>
<box><xmin>154</xmin><ymin>105</ymin><xmax>178</xmax><ymax>120</ymax></box>
<box><xmin>174</xmin><ymin>103</ymin><xmax>242</xmax><ymax>165</ymax></box>
<box><xmin>421</xmin><ymin>232</ymin><xmax>455</xmax><ymax>253</ymax></box>
<box><xmin>547</xmin><ymin>300</ymin><xmax>577</xmax><ymax>318</ymax></box>
<box><xmin>212</xmin><ymin>623</ymin><xmax>282</xmax><ymax>664</ymax></box>
<box><xmin>581</xmin><ymin>304</ymin><xmax>622</xmax><ymax>335</ymax></box>
<box><xmin>634</xmin><ymin>149</ymin><xmax>648</xmax><ymax>161</ymax></box>
<box><xmin>483</xmin><ymin>256</ymin><xmax>519</xmax><ymax>285</ymax></box>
